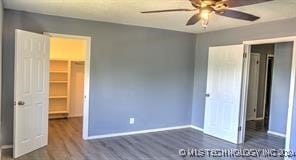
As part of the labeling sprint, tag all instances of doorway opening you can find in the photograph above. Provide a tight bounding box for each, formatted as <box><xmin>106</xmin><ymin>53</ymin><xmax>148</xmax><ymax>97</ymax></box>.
<box><xmin>264</xmin><ymin>54</ymin><xmax>274</xmax><ymax>128</ymax></box>
<box><xmin>13</xmin><ymin>30</ymin><xmax>91</xmax><ymax>158</ymax></box>
<box><xmin>244</xmin><ymin>42</ymin><xmax>293</xmax><ymax>145</ymax></box>
<box><xmin>46</xmin><ymin>33</ymin><xmax>91</xmax><ymax>140</ymax></box>
<box><xmin>49</xmin><ymin>36</ymin><xmax>86</xmax><ymax>119</ymax></box>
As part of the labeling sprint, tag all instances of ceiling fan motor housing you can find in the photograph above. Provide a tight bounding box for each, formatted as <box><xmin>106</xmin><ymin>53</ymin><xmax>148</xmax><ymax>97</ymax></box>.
<box><xmin>202</xmin><ymin>0</ymin><xmax>216</xmax><ymax>5</ymax></box>
<box><xmin>215</xmin><ymin>3</ymin><xmax>228</xmax><ymax>10</ymax></box>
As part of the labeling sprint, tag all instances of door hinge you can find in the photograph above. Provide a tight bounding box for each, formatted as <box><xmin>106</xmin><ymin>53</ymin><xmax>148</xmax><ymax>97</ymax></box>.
<box><xmin>238</xmin><ymin>126</ymin><xmax>242</xmax><ymax>131</ymax></box>
<box><xmin>243</xmin><ymin>53</ymin><xmax>247</xmax><ymax>58</ymax></box>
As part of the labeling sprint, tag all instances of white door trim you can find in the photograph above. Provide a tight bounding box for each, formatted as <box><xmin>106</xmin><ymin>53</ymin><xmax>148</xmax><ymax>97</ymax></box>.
<box><xmin>241</xmin><ymin>37</ymin><xmax>296</xmax><ymax>158</ymax></box>
<box><xmin>44</xmin><ymin>32</ymin><xmax>91</xmax><ymax>140</ymax></box>
<box><xmin>244</xmin><ymin>36</ymin><xmax>296</xmax><ymax>45</ymax></box>
<box><xmin>238</xmin><ymin>44</ymin><xmax>251</xmax><ymax>144</ymax></box>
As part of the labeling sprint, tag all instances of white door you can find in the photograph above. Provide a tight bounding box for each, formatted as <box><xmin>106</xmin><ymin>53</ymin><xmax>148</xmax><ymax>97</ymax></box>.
<box><xmin>14</xmin><ymin>30</ymin><xmax>49</xmax><ymax>158</ymax></box>
<box><xmin>204</xmin><ymin>44</ymin><xmax>244</xmax><ymax>144</ymax></box>
<box><xmin>247</xmin><ymin>53</ymin><xmax>260</xmax><ymax>121</ymax></box>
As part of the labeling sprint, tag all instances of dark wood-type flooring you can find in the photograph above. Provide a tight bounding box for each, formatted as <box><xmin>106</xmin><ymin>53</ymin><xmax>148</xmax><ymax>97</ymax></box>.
<box><xmin>2</xmin><ymin>118</ymin><xmax>285</xmax><ymax>160</ymax></box>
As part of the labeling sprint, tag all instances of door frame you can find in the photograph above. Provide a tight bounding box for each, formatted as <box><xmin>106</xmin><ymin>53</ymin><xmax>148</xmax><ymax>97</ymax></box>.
<box><xmin>239</xmin><ymin>36</ymin><xmax>296</xmax><ymax>154</ymax></box>
<box><xmin>44</xmin><ymin>32</ymin><xmax>91</xmax><ymax>140</ymax></box>
<box><xmin>262</xmin><ymin>54</ymin><xmax>274</xmax><ymax>120</ymax></box>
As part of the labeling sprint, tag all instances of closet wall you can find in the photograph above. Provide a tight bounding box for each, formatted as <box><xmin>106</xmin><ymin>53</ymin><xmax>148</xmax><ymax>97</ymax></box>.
<box><xmin>49</xmin><ymin>37</ymin><xmax>86</xmax><ymax>118</ymax></box>
<box><xmin>70</xmin><ymin>61</ymin><xmax>85</xmax><ymax>117</ymax></box>
<box><xmin>50</xmin><ymin>37</ymin><xmax>86</xmax><ymax>61</ymax></box>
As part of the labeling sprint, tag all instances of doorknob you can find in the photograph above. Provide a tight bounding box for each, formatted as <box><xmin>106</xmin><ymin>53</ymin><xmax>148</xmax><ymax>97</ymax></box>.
<box><xmin>205</xmin><ymin>93</ymin><xmax>210</xmax><ymax>97</ymax></box>
<box><xmin>18</xmin><ymin>101</ymin><xmax>25</xmax><ymax>106</ymax></box>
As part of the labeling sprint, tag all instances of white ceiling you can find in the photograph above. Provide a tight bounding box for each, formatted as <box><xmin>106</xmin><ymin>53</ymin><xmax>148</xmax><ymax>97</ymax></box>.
<box><xmin>3</xmin><ymin>0</ymin><xmax>296</xmax><ymax>33</ymax></box>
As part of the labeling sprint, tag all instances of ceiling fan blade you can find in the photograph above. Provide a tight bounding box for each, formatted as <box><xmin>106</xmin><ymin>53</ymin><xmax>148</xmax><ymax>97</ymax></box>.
<box><xmin>141</xmin><ymin>9</ymin><xmax>196</xmax><ymax>13</ymax></box>
<box><xmin>216</xmin><ymin>9</ymin><xmax>260</xmax><ymax>21</ymax></box>
<box><xmin>225</xmin><ymin>0</ymin><xmax>273</xmax><ymax>8</ymax></box>
<box><xmin>186</xmin><ymin>14</ymin><xmax>201</xmax><ymax>25</ymax></box>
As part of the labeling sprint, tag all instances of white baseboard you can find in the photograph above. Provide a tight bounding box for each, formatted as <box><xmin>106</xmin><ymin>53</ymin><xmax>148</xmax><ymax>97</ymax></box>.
<box><xmin>1</xmin><ymin>145</ymin><xmax>13</xmax><ymax>149</ymax></box>
<box><xmin>247</xmin><ymin>117</ymin><xmax>264</xmax><ymax>121</ymax></box>
<box><xmin>267</xmin><ymin>130</ymin><xmax>286</xmax><ymax>138</ymax></box>
<box><xmin>87</xmin><ymin>125</ymin><xmax>191</xmax><ymax>140</ymax></box>
<box><xmin>190</xmin><ymin>125</ymin><xmax>204</xmax><ymax>132</ymax></box>
<box><xmin>255</xmin><ymin>117</ymin><xmax>264</xmax><ymax>120</ymax></box>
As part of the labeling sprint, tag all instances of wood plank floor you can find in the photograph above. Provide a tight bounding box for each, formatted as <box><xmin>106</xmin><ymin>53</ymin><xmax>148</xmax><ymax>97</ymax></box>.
<box><xmin>2</xmin><ymin>118</ymin><xmax>285</xmax><ymax>160</ymax></box>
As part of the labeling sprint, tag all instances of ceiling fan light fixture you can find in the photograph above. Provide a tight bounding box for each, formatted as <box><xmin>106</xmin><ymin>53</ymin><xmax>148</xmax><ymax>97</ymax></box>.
<box><xmin>200</xmin><ymin>8</ymin><xmax>211</xmax><ymax>28</ymax></box>
<box><xmin>200</xmin><ymin>3</ymin><xmax>207</xmax><ymax>8</ymax></box>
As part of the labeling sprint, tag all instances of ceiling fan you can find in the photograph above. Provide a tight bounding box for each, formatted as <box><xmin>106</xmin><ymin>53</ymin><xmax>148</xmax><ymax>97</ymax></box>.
<box><xmin>141</xmin><ymin>0</ymin><xmax>272</xmax><ymax>28</ymax></box>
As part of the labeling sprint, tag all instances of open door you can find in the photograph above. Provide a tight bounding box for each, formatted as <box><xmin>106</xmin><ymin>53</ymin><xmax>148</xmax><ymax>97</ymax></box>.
<box><xmin>14</xmin><ymin>30</ymin><xmax>50</xmax><ymax>158</ymax></box>
<box><xmin>246</xmin><ymin>53</ymin><xmax>260</xmax><ymax>121</ymax></box>
<box><xmin>204</xmin><ymin>44</ymin><xmax>244</xmax><ymax>144</ymax></box>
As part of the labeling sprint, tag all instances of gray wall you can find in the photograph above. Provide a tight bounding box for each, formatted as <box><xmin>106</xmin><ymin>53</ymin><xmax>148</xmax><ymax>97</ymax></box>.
<box><xmin>192</xmin><ymin>17</ymin><xmax>296</xmax><ymax>128</ymax></box>
<box><xmin>269</xmin><ymin>42</ymin><xmax>293</xmax><ymax>134</ymax></box>
<box><xmin>1</xmin><ymin>9</ymin><xmax>196</xmax><ymax>145</ymax></box>
<box><xmin>251</xmin><ymin>44</ymin><xmax>274</xmax><ymax>118</ymax></box>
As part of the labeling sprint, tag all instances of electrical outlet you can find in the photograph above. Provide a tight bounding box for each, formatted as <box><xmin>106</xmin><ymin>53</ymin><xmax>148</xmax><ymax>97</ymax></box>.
<box><xmin>129</xmin><ymin>118</ymin><xmax>135</xmax><ymax>124</ymax></box>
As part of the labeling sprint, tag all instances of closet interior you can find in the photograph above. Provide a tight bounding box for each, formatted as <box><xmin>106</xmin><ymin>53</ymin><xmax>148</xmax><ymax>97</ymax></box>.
<box><xmin>48</xmin><ymin>36</ymin><xmax>86</xmax><ymax>119</ymax></box>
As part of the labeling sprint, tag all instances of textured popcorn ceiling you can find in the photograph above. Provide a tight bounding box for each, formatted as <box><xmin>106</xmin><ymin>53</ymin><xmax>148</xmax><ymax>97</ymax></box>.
<box><xmin>3</xmin><ymin>0</ymin><xmax>296</xmax><ymax>33</ymax></box>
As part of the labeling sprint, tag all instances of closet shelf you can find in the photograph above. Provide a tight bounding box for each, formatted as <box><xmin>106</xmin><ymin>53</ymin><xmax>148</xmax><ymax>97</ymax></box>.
<box><xmin>49</xmin><ymin>96</ymin><xmax>68</xmax><ymax>99</ymax></box>
<box><xmin>50</xmin><ymin>71</ymin><xmax>68</xmax><ymax>74</ymax></box>
<box><xmin>50</xmin><ymin>81</ymin><xmax>68</xmax><ymax>84</ymax></box>
<box><xmin>49</xmin><ymin>59</ymin><xmax>71</xmax><ymax>119</ymax></box>
<box><xmin>49</xmin><ymin>111</ymin><xmax>69</xmax><ymax>114</ymax></box>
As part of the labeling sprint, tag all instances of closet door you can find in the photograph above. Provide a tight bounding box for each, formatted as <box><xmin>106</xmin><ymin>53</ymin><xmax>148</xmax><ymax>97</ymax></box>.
<box><xmin>246</xmin><ymin>53</ymin><xmax>260</xmax><ymax>121</ymax></box>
